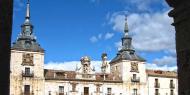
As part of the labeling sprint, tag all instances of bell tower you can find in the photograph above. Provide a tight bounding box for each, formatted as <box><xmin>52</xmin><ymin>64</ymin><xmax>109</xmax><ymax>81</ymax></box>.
<box><xmin>109</xmin><ymin>16</ymin><xmax>147</xmax><ymax>95</ymax></box>
<box><xmin>10</xmin><ymin>0</ymin><xmax>45</xmax><ymax>95</ymax></box>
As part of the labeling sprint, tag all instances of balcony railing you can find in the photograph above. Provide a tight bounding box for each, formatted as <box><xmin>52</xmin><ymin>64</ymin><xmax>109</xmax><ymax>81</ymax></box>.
<box><xmin>154</xmin><ymin>83</ymin><xmax>160</xmax><ymax>88</ymax></box>
<box><xmin>22</xmin><ymin>71</ymin><xmax>34</xmax><ymax>77</ymax></box>
<box><xmin>56</xmin><ymin>92</ymin><xmax>68</xmax><ymax>95</ymax></box>
<box><xmin>155</xmin><ymin>93</ymin><xmax>160</xmax><ymax>95</ymax></box>
<box><xmin>82</xmin><ymin>74</ymin><xmax>93</xmax><ymax>78</ymax></box>
<box><xmin>105</xmin><ymin>93</ymin><xmax>115</xmax><ymax>95</ymax></box>
<box><xmin>170</xmin><ymin>83</ymin><xmax>175</xmax><ymax>89</ymax></box>
<box><xmin>131</xmin><ymin>77</ymin><xmax>140</xmax><ymax>82</ymax></box>
<box><xmin>58</xmin><ymin>93</ymin><xmax>64</xmax><ymax>95</ymax></box>
<box><xmin>132</xmin><ymin>93</ymin><xmax>140</xmax><ymax>95</ymax></box>
<box><xmin>21</xmin><ymin>93</ymin><xmax>34</xmax><ymax>95</ymax></box>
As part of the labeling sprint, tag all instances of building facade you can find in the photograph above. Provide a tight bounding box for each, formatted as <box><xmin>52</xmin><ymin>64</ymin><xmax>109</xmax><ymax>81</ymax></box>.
<box><xmin>10</xmin><ymin>1</ymin><xmax>178</xmax><ymax>95</ymax></box>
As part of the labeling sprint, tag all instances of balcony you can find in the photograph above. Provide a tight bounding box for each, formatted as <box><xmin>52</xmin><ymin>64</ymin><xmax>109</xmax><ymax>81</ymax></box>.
<box><xmin>131</xmin><ymin>77</ymin><xmax>140</xmax><ymax>82</ymax></box>
<box><xmin>154</xmin><ymin>83</ymin><xmax>160</xmax><ymax>88</ymax></box>
<box><xmin>58</xmin><ymin>93</ymin><xmax>64</xmax><ymax>95</ymax></box>
<box><xmin>22</xmin><ymin>71</ymin><xmax>34</xmax><ymax>77</ymax></box>
<box><xmin>170</xmin><ymin>83</ymin><xmax>175</xmax><ymax>89</ymax></box>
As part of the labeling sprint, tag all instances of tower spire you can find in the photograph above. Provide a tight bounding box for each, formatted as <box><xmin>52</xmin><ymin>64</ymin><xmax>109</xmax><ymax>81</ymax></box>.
<box><xmin>110</xmin><ymin>16</ymin><xmax>145</xmax><ymax>64</ymax></box>
<box><xmin>124</xmin><ymin>15</ymin><xmax>129</xmax><ymax>36</ymax></box>
<box><xmin>12</xmin><ymin>0</ymin><xmax>44</xmax><ymax>52</ymax></box>
<box><xmin>121</xmin><ymin>15</ymin><xmax>133</xmax><ymax>51</ymax></box>
<box><xmin>25</xmin><ymin>0</ymin><xmax>30</xmax><ymax>23</ymax></box>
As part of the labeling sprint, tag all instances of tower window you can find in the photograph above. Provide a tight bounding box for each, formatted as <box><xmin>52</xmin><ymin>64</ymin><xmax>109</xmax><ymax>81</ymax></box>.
<box><xmin>25</xmin><ymin>68</ymin><xmax>30</xmax><ymax>75</ymax></box>
<box><xmin>133</xmin><ymin>88</ymin><xmax>137</xmax><ymax>95</ymax></box>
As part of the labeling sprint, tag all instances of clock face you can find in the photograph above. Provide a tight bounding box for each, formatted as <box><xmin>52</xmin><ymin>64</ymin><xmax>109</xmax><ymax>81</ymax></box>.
<box><xmin>131</xmin><ymin>62</ymin><xmax>138</xmax><ymax>72</ymax></box>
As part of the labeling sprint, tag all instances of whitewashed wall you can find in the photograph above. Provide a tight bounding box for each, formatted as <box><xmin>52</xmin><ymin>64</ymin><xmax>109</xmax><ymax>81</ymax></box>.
<box><xmin>147</xmin><ymin>76</ymin><xmax>178</xmax><ymax>95</ymax></box>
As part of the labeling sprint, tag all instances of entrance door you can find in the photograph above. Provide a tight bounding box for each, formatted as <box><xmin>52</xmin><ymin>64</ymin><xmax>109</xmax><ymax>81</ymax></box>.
<box><xmin>84</xmin><ymin>87</ymin><xmax>89</xmax><ymax>95</ymax></box>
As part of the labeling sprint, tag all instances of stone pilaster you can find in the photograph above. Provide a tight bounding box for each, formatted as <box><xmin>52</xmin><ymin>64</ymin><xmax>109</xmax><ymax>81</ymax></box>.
<box><xmin>166</xmin><ymin>0</ymin><xmax>190</xmax><ymax>95</ymax></box>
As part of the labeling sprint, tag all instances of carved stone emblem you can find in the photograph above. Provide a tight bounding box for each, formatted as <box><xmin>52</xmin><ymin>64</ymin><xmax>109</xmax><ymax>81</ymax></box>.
<box><xmin>131</xmin><ymin>62</ymin><xmax>138</xmax><ymax>72</ymax></box>
<box><xmin>22</xmin><ymin>53</ymin><xmax>34</xmax><ymax>66</ymax></box>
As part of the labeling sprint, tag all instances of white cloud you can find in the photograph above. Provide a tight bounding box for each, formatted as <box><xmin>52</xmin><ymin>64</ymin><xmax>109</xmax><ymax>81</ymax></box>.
<box><xmin>90</xmin><ymin>36</ymin><xmax>98</xmax><ymax>43</ymax></box>
<box><xmin>45</xmin><ymin>61</ymin><xmax>102</xmax><ymax>72</ymax></box>
<box><xmin>110</xmin><ymin>10</ymin><xmax>175</xmax><ymax>52</ymax></box>
<box><xmin>123</xmin><ymin>0</ymin><xmax>166</xmax><ymax>12</ymax></box>
<box><xmin>110</xmin><ymin>15</ymin><xmax>125</xmax><ymax>32</ymax></box>
<box><xmin>90</xmin><ymin>33</ymin><xmax>114</xmax><ymax>43</ymax></box>
<box><xmin>105</xmin><ymin>32</ymin><xmax>114</xmax><ymax>40</ymax></box>
<box><xmin>14</xmin><ymin>0</ymin><xmax>24</xmax><ymax>11</ymax></box>
<box><xmin>45</xmin><ymin>61</ymin><xmax>176</xmax><ymax>72</ymax></box>
<box><xmin>153</xmin><ymin>56</ymin><xmax>176</xmax><ymax>66</ymax></box>
<box><xmin>98</xmin><ymin>34</ymin><xmax>102</xmax><ymax>39</ymax></box>
<box><xmin>115</xmin><ymin>41</ymin><xmax>122</xmax><ymax>50</ymax></box>
<box><xmin>146</xmin><ymin>63</ymin><xmax>177</xmax><ymax>71</ymax></box>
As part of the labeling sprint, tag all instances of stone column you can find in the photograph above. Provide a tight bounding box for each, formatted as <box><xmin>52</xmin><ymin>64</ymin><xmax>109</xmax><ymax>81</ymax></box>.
<box><xmin>166</xmin><ymin>0</ymin><xmax>190</xmax><ymax>95</ymax></box>
<box><xmin>0</xmin><ymin>0</ymin><xmax>13</xmax><ymax>94</ymax></box>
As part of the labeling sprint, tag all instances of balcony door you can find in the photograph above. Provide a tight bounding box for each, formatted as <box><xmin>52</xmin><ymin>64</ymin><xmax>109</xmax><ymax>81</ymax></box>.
<box><xmin>133</xmin><ymin>88</ymin><xmax>137</xmax><ymax>95</ymax></box>
<box><xmin>84</xmin><ymin>87</ymin><xmax>89</xmax><ymax>95</ymax></box>
<box><xmin>24</xmin><ymin>85</ymin><xmax>30</xmax><ymax>95</ymax></box>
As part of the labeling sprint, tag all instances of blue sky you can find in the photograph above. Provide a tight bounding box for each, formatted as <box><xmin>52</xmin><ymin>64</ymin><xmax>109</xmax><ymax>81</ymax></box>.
<box><xmin>12</xmin><ymin>0</ymin><xmax>176</xmax><ymax>71</ymax></box>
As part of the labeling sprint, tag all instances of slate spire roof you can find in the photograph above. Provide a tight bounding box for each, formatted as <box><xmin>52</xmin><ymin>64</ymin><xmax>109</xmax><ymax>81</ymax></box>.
<box><xmin>110</xmin><ymin>16</ymin><xmax>145</xmax><ymax>64</ymax></box>
<box><xmin>12</xmin><ymin>0</ymin><xmax>44</xmax><ymax>52</ymax></box>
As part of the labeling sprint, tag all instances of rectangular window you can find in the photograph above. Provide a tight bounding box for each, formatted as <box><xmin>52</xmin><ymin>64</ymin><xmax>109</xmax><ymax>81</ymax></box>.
<box><xmin>115</xmin><ymin>66</ymin><xmax>118</xmax><ymax>71</ymax></box>
<box><xmin>107</xmin><ymin>88</ymin><xmax>112</xmax><ymax>95</ymax></box>
<box><xmin>155</xmin><ymin>78</ymin><xmax>160</xmax><ymax>88</ymax></box>
<box><xmin>133</xmin><ymin>74</ymin><xmax>137</xmax><ymax>79</ymax></box>
<box><xmin>71</xmin><ymin>83</ymin><xmax>76</xmax><ymax>91</ymax></box>
<box><xmin>96</xmin><ymin>84</ymin><xmax>101</xmax><ymax>92</ymax></box>
<box><xmin>170</xmin><ymin>79</ymin><xmax>175</xmax><ymax>88</ymax></box>
<box><xmin>155</xmin><ymin>78</ymin><xmax>158</xmax><ymax>83</ymax></box>
<box><xmin>155</xmin><ymin>89</ymin><xmax>159</xmax><ymax>95</ymax></box>
<box><xmin>133</xmin><ymin>89</ymin><xmax>137</xmax><ymax>95</ymax></box>
<box><xmin>24</xmin><ymin>85</ymin><xmax>30</xmax><ymax>94</ymax></box>
<box><xmin>59</xmin><ymin>86</ymin><xmax>64</xmax><ymax>94</ymax></box>
<box><xmin>25</xmin><ymin>68</ymin><xmax>30</xmax><ymax>75</ymax></box>
<box><xmin>170</xmin><ymin>80</ymin><xmax>173</xmax><ymax>83</ymax></box>
<box><xmin>170</xmin><ymin>90</ymin><xmax>174</xmax><ymax>95</ymax></box>
<box><xmin>84</xmin><ymin>87</ymin><xmax>89</xmax><ymax>95</ymax></box>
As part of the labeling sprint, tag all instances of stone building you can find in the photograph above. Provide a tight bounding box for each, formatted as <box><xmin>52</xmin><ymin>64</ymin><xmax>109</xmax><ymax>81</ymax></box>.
<box><xmin>10</xmin><ymin>1</ymin><xmax>178</xmax><ymax>95</ymax></box>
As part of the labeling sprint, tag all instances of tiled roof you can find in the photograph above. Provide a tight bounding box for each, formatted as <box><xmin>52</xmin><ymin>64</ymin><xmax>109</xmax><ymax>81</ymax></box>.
<box><xmin>146</xmin><ymin>69</ymin><xmax>177</xmax><ymax>78</ymax></box>
<box><xmin>95</xmin><ymin>73</ymin><xmax>122</xmax><ymax>81</ymax></box>
<box><xmin>44</xmin><ymin>69</ymin><xmax>122</xmax><ymax>83</ymax></box>
<box><xmin>44</xmin><ymin>69</ymin><xmax>76</xmax><ymax>79</ymax></box>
